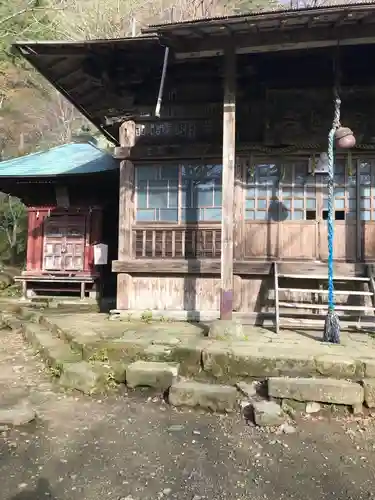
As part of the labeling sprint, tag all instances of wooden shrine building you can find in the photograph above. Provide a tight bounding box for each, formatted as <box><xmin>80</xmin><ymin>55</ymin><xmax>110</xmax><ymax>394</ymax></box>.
<box><xmin>0</xmin><ymin>143</ymin><xmax>119</xmax><ymax>300</ymax></box>
<box><xmin>12</xmin><ymin>3</ymin><xmax>375</xmax><ymax>327</ymax></box>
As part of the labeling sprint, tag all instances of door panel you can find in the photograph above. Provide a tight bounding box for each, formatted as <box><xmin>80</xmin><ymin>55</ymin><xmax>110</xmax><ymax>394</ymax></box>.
<box><xmin>43</xmin><ymin>215</ymin><xmax>85</xmax><ymax>272</ymax></box>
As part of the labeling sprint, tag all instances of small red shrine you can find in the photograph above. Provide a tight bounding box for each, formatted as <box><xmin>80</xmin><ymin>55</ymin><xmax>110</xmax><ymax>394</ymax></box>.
<box><xmin>0</xmin><ymin>143</ymin><xmax>119</xmax><ymax>299</ymax></box>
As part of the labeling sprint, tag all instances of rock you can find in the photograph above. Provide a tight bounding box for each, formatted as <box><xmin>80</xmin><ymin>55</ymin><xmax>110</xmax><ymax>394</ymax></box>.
<box><xmin>208</xmin><ymin>319</ymin><xmax>245</xmax><ymax>340</ymax></box>
<box><xmin>363</xmin><ymin>379</ymin><xmax>375</xmax><ymax>408</ymax></box>
<box><xmin>280</xmin><ymin>423</ymin><xmax>296</xmax><ymax>434</ymax></box>
<box><xmin>202</xmin><ymin>345</ymin><xmax>317</xmax><ymax>381</ymax></box>
<box><xmin>0</xmin><ymin>400</ymin><xmax>36</xmax><ymax>427</ymax></box>
<box><xmin>167</xmin><ymin>425</ymin><xmax>184</xmax><ymax>432</ymax></box>
<box><xmin>252</xmin><ymin>400</ymin><xmax>285</xmax><ymax>427</ymax></box>
<box><xmin>305</xmin><ymin>401</ymin><xmax>321</xmax><ymax>414</ymax></box>
<box><xmin>143</xmin><ymin>344</ymin><xmax>173</xmax><ymax>362</ymax></box>
<box><xmin>364</xmin><ymin>359</ymin><xmax>375</xmax><ymax>378</ymax></box>
<box><xmin>315</xmin><ymin>354</ymin><xmax>360</xmax><ymax>379</ymax></box>
<box><xmin>268</xmin><ymin>377</ymin><xmax>364</xmax><ymax>406</ymax></box>
<box><xmin>169</xmin><ymin>381</ymin><xmax>238</xmax><ymax>412</ymax></box>
<box><xmin>126</xmin><ymin>361</ymin><xmax>179</xmax><ymax>391</ymax></box>
<box><xmin>236</xmin><ymin>381</ymin><xmax>257</xmax><ymax>398</ymax></box>
<box><xmin>59</xmin><ymin>361</ymin><xmax>109</xmax><ymax>395</ymax></box>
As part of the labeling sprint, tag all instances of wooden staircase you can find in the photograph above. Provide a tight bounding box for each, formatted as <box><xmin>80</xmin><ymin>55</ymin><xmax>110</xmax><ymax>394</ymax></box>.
<box><xmin>274</xmin><ymin>262</ymin><xmax>375</xmax><ymax>333</ymax></box>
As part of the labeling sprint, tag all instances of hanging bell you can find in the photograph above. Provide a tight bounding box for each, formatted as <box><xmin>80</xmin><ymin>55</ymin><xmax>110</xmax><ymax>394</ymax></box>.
<box><xmin>335</xmin><ymin>126</ymin><xmax>356</xmax><ymax>149</ymax></box>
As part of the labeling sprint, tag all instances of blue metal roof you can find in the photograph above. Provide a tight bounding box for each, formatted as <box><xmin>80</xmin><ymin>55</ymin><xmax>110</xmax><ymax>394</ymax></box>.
<box><xmin>0</xmin><ymin>143</ymin><xmax>118</xmax><ymax>177</ymax></box>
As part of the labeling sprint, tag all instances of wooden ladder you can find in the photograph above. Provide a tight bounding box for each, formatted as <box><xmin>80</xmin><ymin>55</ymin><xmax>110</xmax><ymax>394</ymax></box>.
<box><xmin>273</xmin><ymin>262</ymin><xmax>375</xmax><ymax>333</ymax></box>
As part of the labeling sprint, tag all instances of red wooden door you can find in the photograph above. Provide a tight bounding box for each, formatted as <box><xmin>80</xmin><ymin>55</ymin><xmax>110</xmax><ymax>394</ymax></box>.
<box><xmin>43</xmin><ymin>215</ymin><xmax>85</xmax><ymax>272</ymax></box>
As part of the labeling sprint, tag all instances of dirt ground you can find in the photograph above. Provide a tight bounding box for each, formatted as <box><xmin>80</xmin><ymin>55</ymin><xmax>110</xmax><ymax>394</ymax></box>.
<box><xmin>1</xmin><ymin>324</ymin><xmax>375</xmax><ymax>500</ymax></box>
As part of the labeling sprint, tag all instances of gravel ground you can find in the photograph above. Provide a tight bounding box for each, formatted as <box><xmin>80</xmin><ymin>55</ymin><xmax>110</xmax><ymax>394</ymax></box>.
<box><xmin>1</xmin><ymin>325</ymin><xmax>375</xmax><ymax>500</ymax></box>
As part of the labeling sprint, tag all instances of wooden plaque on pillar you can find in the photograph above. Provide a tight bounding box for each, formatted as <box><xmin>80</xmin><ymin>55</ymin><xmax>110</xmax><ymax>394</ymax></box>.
<box><xmin>117</xmin><ymin>121</ymin><xmax>135</xmax><ymax>310</ymax></box>
<box><xmin>220</xmin><ymin>45</ymin><xmax>236</xmax><ymax>320</ymax></box>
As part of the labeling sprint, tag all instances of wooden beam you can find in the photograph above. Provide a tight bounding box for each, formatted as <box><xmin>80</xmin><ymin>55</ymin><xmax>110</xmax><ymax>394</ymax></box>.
<box><xmin>171</xmin><ymin>22</ymin><xmax>375</xmax><ymax>59</ymax></box>
<box><xmin>112</xmin><ymin>259</ymin><xmax>272</xmax><ymax>275</ymax></box>
<box><xmin>220</xmin><ymin>45</ymin><xmax>236</xmax><ymax>320</ymax></box>
<box><xmin>117</xmin><ymin>121</ymin><xmax>136</xmax><ymax>309</ymax></box>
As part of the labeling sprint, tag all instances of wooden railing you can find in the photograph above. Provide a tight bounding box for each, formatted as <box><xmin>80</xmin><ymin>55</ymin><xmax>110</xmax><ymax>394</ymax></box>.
<box><xmin>133</xmin><ymin>226</ymin><xmax>221</xmax><ymax>259</ymax></box>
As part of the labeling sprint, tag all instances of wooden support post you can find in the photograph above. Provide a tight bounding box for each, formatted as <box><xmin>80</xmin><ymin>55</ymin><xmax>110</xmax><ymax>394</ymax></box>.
<box><xmin>80</xmin><ymin>281</ymin><xmax>85</xmax><ymax>300</ymax></box>
<box><xmin>220</xmin><ymin>45</ymin><xmax>236</xmax><ymax>320</ymax></box>
<box><xmin>117</xmin><ymin>121</ymin><xmax>136</xmax><ymax>310</ymax></box>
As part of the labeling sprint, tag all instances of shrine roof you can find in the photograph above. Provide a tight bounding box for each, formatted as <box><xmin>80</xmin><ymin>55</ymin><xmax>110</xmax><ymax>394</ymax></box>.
<box><xmin>0</xmin><ymin>143</ymin><xmax>118</xmax><ymax>178</ymax></box>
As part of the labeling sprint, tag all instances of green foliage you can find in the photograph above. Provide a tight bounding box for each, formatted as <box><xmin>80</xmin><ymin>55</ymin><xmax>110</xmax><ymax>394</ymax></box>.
<box><xmin>0</xmin><ymin>194</ymin><xmax>27</xmax><ymax>265</ymax></box>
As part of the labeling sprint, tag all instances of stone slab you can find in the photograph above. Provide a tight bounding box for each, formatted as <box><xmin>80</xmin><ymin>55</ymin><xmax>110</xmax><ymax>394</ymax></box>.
<box><xmin>268</xmin><ymin>377</ymin><xmax>364</xmax><ymax>405</ymax></box>
<box><xmin>126</xmin><ymin>361</ymin><xmax>179</xmax><ymax>391</ymax></box>
<box><xmin>202</xmin><ymin>345</ymin><xmax>317</xmax><ymax>381</ymax></box>
<box><xmin>252</xmin><ymin>400</ymin><xmax>285</xmax><ymax>426</ymax></box>
<box><xmin>22</xmin><ymin>323</ymin><xmax>81</xmax><ymax>369</ymax></box>
<box><xmin>314</xmin><ymin>354</ymin><xmax>362</xmax><ymax>379</ymax></box>
<box><xmin>363</xmin><ymin>379</ymin><xmax>375</xmax><ymax>408</ymax></box>
<box><xmin>364</xmin><ymin>359</ymin><xmax>375</xmax><ymax>378</ymax></box>
<box><xmin>170</xmin><ymin>344</ymin><xmax>203</xmax><ymax>377</ymax></box>
<box><xmin>169</xmin><ymin>381</ymin><xmax>238</xmax><ymax>412</ymax></box>
<box><xmin>59</xmin><ymin>361</ymin><xmax>109</xmax><ymax>395</ymax></box>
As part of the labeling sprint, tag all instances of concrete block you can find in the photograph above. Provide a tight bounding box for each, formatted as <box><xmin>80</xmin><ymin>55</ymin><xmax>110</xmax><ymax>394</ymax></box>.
<box><xmin>171</xmin><ymin>344</ymin><xmax>203</xmax><ymax>377</ymax></box>
<box><xmin>363</xmin><ymin>379</ymin><xmax>375</xmax><ymax>408</ymax></box>
<box><xmin>252</xmin><ymin>401</ymin><xmax>285</xmax><ymax>427</ymax></box>
<box><xmin>126</xmin><ymin>361</ymin><xmax>179</xmax><ymax>391</ymax></box>
<box><xmin>169</xmin><ymin>381</ymin><xmax>238</xmax><ymax>412</ymax></box>
<box><xmin>268</xmin><ymin>377</ymin><xmax>364</xmax><ymax>405</ymax></box>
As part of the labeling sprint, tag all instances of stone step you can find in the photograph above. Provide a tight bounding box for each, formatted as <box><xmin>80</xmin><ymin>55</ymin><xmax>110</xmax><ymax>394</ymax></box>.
<box><xmin>268</xmin><ymin>377</ymin><xmax>364</xmax><ymax>406</ymax></box>
<box><xmin>126</xmin><ymin>361</ymin><xmax>180</xmax><ymax>391</ymax></box>
<box><xmin>169</xmin><ymin>380</ymin><xmax>238</xmax><ymax>412</ymax></box>
<box><xmin>20</xmin><ymin>322</ymin><xmax>82</xmax><ymax>372</ymax></box>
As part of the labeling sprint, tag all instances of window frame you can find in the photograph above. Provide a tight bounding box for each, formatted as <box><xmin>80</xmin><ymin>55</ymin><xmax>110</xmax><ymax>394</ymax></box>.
<box><xmin>135</xmin><ymin>161</ymin><xmax>223</xmax><ymax>225</ymax></box>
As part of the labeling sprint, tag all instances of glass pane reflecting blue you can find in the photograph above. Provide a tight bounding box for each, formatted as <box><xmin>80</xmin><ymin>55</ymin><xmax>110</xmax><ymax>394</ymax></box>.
<box><xmin>159</xmin><ymin>209</ymin><xmax>178</xmax><ymax>222</ymax></box>
<box><xmin>294</xmin><ymin>199</ymin><xmax>304</xmax><ymax>209</ymax></box>
<box><xmin>360</xmin><ymin>174</ymin><xmax>371</xmax><ymax>185</ymax></box>
<box><xmin>136</xmin><ymin>210</ymin><xmax>155</xmax><ymax>221</ymax></box>
<box><xmin>283</xmin><ymin>200</ymin><xmax>291</xmax><ymax>209</ymax></box>
<box><xmin>293</xmin><ymin>210</ymin><xmax>304</xmax><ymax>220</ymax></box>
<box><xmin>168</xmin><ymin>182</ymin><xmax>178</xmax><ymax>207</ymax></box>
<box><xmin>214</xmin><ymin>186</ymin><xmax>222</xmax><ymax>206</ymax></box>
<box><xmin>293</xmin><ymin>188</ymin><xmax>304</xmax><ymax>198</ymax></box>
<box><xmin>204</xmin><ymin>208</ymin><xmax>222</xmax><ymax>221</ymax></box>
<box><xmin>282</xmin><ymin>189</ymin><xmax>293</xmax><ymax>198</ymax></box>
<box><xmin>348</xmin><ymin>198</ymin><xmax>356</xmax><ymax>210</ymax></box>
<box><xmin>323</xmin><ymin>198</ymin><xmax>328</xmax><ymax>209</ymax></box>
<box><xmin>196</xmin><ymin>182</ymin><xmax>213</xmax><ymax>206</ymax></box>
<box><xmin>334</xmin><ymin>188</ymin><xmax>345</xmax><ymax>197</ymax></box>
<box><xmin>361</xmin><ymin>211</ymin><xmax>371</xmax><ymax>221</ymax></box>
<box><xmin>257</xmin><ymin>199</ymin><xmax>268</xmax><ymax>209</ymax></box>
<box><xmin>348</xmin><ymin>187</ymin><xmax>356</xmax><ymax>198</ymax></box>
<box><xmin>306</xmin><ymin>198</ymin><xmax>316</xmax><ymax>209</ymax></box>
<box><xmin>149</xmin><ymin>181</ymin><xmax>168</xmax><ymax>208</ymax></box>
<box><xmin>137</xmin><ymin>181</ymin><xmax>148</xmax><ymax>208</ymax></box>
<box><xmin>335</xmin><ymin>175</ymin><xmax>345</xmax><ymax>185</ymax></box>
<box><xmin>246</xmin><ymin>210</ymin><xmax>255</xmax><ymax>220</ymax></box>
<box><xmin>361</xmin><ymin>198</ymin><xmax>371</xmax><ymax>209</ymax></box>
<box><xmin>182</xmin><ymin>164</ymin><xmax>222</xmax><ymax>179</ymax></box>
<box><xmin>335</xmin><ymin>199</ymin><xmax>345</xmax><ymax>209</ymax></box>
<box><xmin>247</xmin><ymin>187</ymin><xmax>256</xmax><ymax>197</ymax></box>
<box><xmin>246</xmin><ymin>199</ymin><xmax>255</xmax><ymax>209</ymax></box>
<box><xmin>160</xmin><ymin>166</ymin><xmax>178</xmax><ymax>179</ymax></box>
<box><xmin>362</xmin><ymin>186</ymin><xmax>371</xmax><ymax>197</ymax></box>
<box><xmin>137</xmin><ymin>166</ymin><xmax>158</xmax><ymax>181</ymax></box>
<box><xmin>255</xmin><ymin>211</ymin><xmax>267</xmax><ymax>220</ymax></box>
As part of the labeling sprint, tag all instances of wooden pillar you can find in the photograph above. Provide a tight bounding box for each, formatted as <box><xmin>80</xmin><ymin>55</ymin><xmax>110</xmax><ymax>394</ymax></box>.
<box><xmin>220</xmin><ymin>46</ymin><xmax>236</xmax><ymax>320</ymax></box>
<box><xmin>117</xmin><ymin>121</ymin><xmax>136</xmax><ymax>310</ymax></box>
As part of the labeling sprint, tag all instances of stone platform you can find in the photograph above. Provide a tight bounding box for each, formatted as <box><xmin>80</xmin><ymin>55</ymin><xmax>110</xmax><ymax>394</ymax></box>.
<box><xmin>2</xmin><ymin>305</ymin><xmax>375</xmax><ymax>417</ymax></box>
